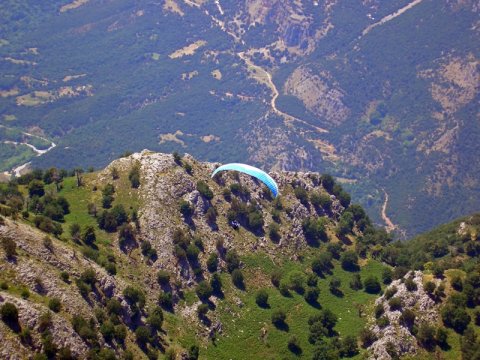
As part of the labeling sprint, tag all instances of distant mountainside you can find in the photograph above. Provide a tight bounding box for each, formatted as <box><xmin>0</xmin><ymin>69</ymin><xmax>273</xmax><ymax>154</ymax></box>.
<box><xmin>0</xmin><ymin>0</ymin><xmax>479</xmax><ymax>236</ymax></box>
<box><xmin>1</xmin><ymin>151</ymin><xmax>480</xmax><ymax>359</ymax></box>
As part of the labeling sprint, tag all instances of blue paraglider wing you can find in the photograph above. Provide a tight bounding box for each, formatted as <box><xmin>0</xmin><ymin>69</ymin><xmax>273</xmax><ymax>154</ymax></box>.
<box><xmin>211</xmin><ymin>163</ymin><xmax>279</xmax><ymax>198</ymax></box>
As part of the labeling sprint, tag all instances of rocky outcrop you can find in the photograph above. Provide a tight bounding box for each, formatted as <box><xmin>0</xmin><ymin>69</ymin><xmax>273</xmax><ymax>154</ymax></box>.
<box><xmin>368</xmin><ymin>271</ymin><xmax>440</xmax><ymax>359</ymax></box>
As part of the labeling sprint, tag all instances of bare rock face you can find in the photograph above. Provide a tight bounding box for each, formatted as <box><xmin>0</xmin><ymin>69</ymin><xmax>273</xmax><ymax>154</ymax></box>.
<box><xmin>368</xmin><ymin>271</ymin><xmax>439</xmax><ymax>359</ymax></box>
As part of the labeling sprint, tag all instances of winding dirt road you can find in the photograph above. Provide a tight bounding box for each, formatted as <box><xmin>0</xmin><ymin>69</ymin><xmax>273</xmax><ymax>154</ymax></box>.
<box><xmin>381</xmin><ymin>189</ymin><xmax>397</xmax><ymax>233</ymax></box>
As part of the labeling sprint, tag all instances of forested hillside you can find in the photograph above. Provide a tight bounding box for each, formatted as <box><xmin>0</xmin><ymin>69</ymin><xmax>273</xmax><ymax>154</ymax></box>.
<box><xmin>0</xmin><ymin>0</ymin><xmax>478</xmax><ymax>235</ymax></box>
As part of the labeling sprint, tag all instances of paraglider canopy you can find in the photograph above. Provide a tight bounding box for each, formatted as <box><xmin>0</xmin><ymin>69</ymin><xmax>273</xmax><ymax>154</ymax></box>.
<box><xmin>211</xmin><ymin>163</ymin><xmax>279</xmax><ymax>198</ymax></box>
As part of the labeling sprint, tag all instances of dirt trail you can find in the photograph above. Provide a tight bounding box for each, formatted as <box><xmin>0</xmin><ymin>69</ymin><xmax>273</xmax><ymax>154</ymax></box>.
<box><xmin>361</xmin><ymin>0</ymin><xmax>424</xmax><ymax>38</ymax></box>
<box><xmin>381</xmin><ymin>189</ymin><xmax>397</xmax><ymax>233</ymax></box>
<box><xmin>238</xmin><ymin>52</ymin><xmax>328</xmax><ymax>134</ymax></box>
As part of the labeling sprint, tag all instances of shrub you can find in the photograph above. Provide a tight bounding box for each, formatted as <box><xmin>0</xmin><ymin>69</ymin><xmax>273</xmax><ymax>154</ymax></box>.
<box><xmin>302</xmin><ymin>217</ymin><xmax>328</xmax><ymax>245</ymax></box>
<box><xmin>359</xmin><ymin>328</ymin><xmax>377</xmax><ymax>348</ymax></box>
<box><xmin>329</xmin><ymin>277</ymin><xmax>341</xmax><ymax>295</ymax></box>
<box><xmin>196</xmin><ymin>181</ymin><xmax>213</xmax><ymax>200</ymax></box>
<box><xmin>271</xmin><ymin>270</ymin><xmax>282</xmax><ymax>287</ymax></box>
<box><xmin>382</xmin><ymin>268</ymin><xmax>393</xmax><ymax>284</ymax></box>
<box><xmin>307</xmin><ymin>273</ymin><xmax>318</xmax><ymax>287</ymax></box>
<box><xmin>123</xmin><ymin>287</ymin><xmax>145</xmax><ymax>309</ymax></box>
<box><xmin>231</xmin><ymin>269</ymin><xmax>244</xmax><ymax>289</ymax></box>
<box><xmin>384</xmin><ymin>286</ymin><xmax>397</xmax><ymax>300</ymax></box>
<box><xmin>197</xmin><ymin>303</ymin><xmax>209</xmax><ymax>317</ymax></box>
<box><xmin>341</xmin><ymin>250</ymin><xmax>359</xmax><ymax>271</ymax></box>
<box><xmin>147</xmin><ymin>307</ymin><xmax>163</xmax><ymax>331</ymax></box>
<box><xmin>271</xmin><ymin>309</ymin><xmax>286</xmax><ymax>327</ymax></box>
<box><xmin>340</xmin><ymin>335</ymin><xmax>359</xmax><ymax>357</ymax></box>
<box><xmin>207</xmin><ymin>253</ymin><xmax>218</xmax><ymax>272</ymax></box>
<box><xmin>364</xmin><ymin>276</ymin><xmax>381</xmax><ymax>294</ymax></box>
<box><xmin>157</xmin><ymin>270</ymin><xmax>170</xmax><ymax>286</ymax></box>
<box><xmin>376</xmin><ymin>316</ymin><xmax>390</xmax><ymax>328</ymax></box>
<box><xmin>374</xmin><ymin>304</ymin><xmax>385</xmax><ymax>319</ymax></box>
<box><xmin>417</xmin><ymin>323</ymin><xmax>436</xmax><ymax>350</ymax></box>
<box><xmin>100</xmin><ymin>320</ymin><xmax>115</xmax><ymax>342</ymax></box>
<box><xmin>405</xmin><ymin>278</ymin><xmax>417</xmax><ymax>292</ymax></box>
<box><xmin>288</xmin><ymin>335</ymin><xmax>302</xmax><ymax>354</ymax></box>
<box><xmin>188</xmin><ymin>345</ymin><xmax>200</xmax><ymax>360</ymax></box>
<box><xmin>106</xmin><ymin>298</ymin><xmax>122</xmax><ymax>315</ymax></box>
<box><xmin>225</xmin><ymin>250</ymin><xmax>240</xmax><ymax>272</ymax></box>
<box><xmin>179</xmin><ymin>200</ymin><xmax>194</xmax><ymax>217</ymax></box>
<box><xmin>311</xmin><ymin>252</ymin><xmax>332</xmax><ymax>274</ymax></box>
<box><xmin>294</xmin><ymin>187</ymin><xmax>308</xmax><ymax>204</ymax></box>
<box><xmin>268</xmin><ymin>222</ymin><xmax>281</xmax><ymax>242</ymax></box>
<box><xmin>48</xmin><ymin>298</ymin><xmax>61</xmax><ymax>313</ymax></box>
<box><xmin>1</xmin><ymin>236</ymin><xmax>16</xmax><ymax>259</ymax></box>
<box><xmin>450</xmin><ymin>275</ymin><xmax>463</xmax><ymax>291</ymax></box>
<box><xmin>424</xmin><ymin>281</ymin><xmax>436</xmax><ymax>295</ymax></box>
<box><xmin>388</xmin><ymin>297</ymin><xmax>402</xmax><ymax>311</ymax></box>
<box><xmin>135</xmin><ymin>326</ymin><xmax>151</xmax><ymax>345</ymax></box>
<box><xmin>288</xmin><ymin>271</ymin><xmax>306</xmax><ymax>294</ymax></box>
<box><xmin>158</xmin><ymin>291</ymin><xmax>173</xmax><ymax>310</ymax></box>
<box><xmin>399</xmin><ymin>309</ymin><xmax>416</xmax><ymax>329</ymax></box>
<box><xmin>0</xmin><ymin>302</ymin><xmax>18</xmax><ymax>325</ymax></box>
<box><xmin>210</xmin><ymin>273</ymin><xmax>222</xmax><ymax>294</ymax></box>
<box><xmin>304</xmin><ymin>287</ymin><xmax>320</xmax><ymax>304</ymax></box>
<box><xmin>256</xmin><ymin>289</ymin><xmax>269</xmax><ymax>308</ymax></box>
<box><xmin>205</xmin><ymin>207</ymin><xmax>217</xmax><ymax>224</ymax></box>
<box><xmin>350</xmin><ymin>274</ymin><xmax>363</xmax><ymax>290</ymax></box>
<box><xmin>83</xmin><ymin>226</ymin><xmax>96</xmax><ymax>246</ymax></box>
<box><xmin>441</xmin><ymin>304</ymin><xmax>471</xmax><ymax>333</ymax></box>
<box><xmin>196</xmin><ymin>281</ymin><xmax>213</xmax><ymax>301</ymax></box>
<box><xmin>129</xmin><ymin>165</ymin><xmax>140</xmax><ymax>188</ymax></box>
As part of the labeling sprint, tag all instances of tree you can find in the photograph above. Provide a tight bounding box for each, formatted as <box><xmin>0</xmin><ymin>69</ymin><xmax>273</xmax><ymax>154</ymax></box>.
<box><xmin>441</xmin><ymin>304</ymin><xmax>471</xmax><ymax>333</ymax></box>
<box><xmin>28</xmin><ymin>180</ymin><xmax>45</xmax><ymax>197</ymax></box>
<box><xmin>340</xmin><ymin>335</ymin><xmax>359</xmax><ymax>357</ymax></box>
<box><xmin>304</xmin><ymin>287</ymin><xmax>320</xmax><ymax>304</ymax></box>
<box><xmin>196</xmin><ymin>281</ymin><xmax>212</xmax><ymax>301</ymax></box>
<box><xmin>388</xmin><ymin>297</ymin><xmax>402</xmax><ymax>311</ymax></box>
<box><xmin>404</xmin><ymin>278</ymin><xmax>417</xmax><ymax>291</ymax></box>
<box><xmin>157</xmin><ymin>270</ymin><xmax>170</xmax><ymax>286</ymax></box>
<box><xmin>129</xmin><ymin>165</ymin><xmax>140</xmax><ymax>188</ymax></box>
<box><xmin>288</xmin><ymin>335</ymin><xmax>302</xmax><ymax>354</ymax></box>
<box><xmin>302</xmin><ymin>217</ymin><xmax>328</xmax><ymax>245</ymax></box>
<box><xmin>364</xmin><ymin>276</ymin><xmax>381</xmax><ymax>294</ymax></box>
<box><xmin>382</xmin><ymin>268</ymin><xmax>393</xmax><ymax>284</ymax></box>
<box><xmin>197</xmin><ymin>303</ymin><xmax>209</xmax><ymax>318</ymax></box>
<box><xmin>1</xmin><ymin>302</ymin><xmax>18</xmax><ymax>326</ymax></box>
<box><xmin>196</xmin><ymin>181</ymin><xmax>213</xmax><ymax>200</ymax></box>
<box><xmin>1</xmin><ymin>236</ymin><xmax>16</xmax><ymax>259</ymax></box>
<box><xmin>179</xmin><ymin>200</ymin><xmax>194</xmax><ymax>217</ymax></box>
<box><xmin>188</xmin><ymin>345</ymin><xmax>200</xmax><ymax>360</ymax></box>
<box><xmin>231</xmin><ymin>269</ymin><xmax>244</xmax><ymax>289</ymax></box>
<box><xmin>147</xmin><ymin>307</ymin><xmax>163</xmax><ymax>331</ymax></box>
<box><xmin>210</xmin><ymin>273</ymin><xmax>222</xmax><ymax>295</ymax></box>
<box><xmin>399</xmin><ymin>309</ymin><xmax>415</xmax><ymax>329</ymax></box>
<box><xmin>329</xmin><ymin>277</ymin><xmax>341</xmax><ymax>295</ymax></box>
<box><xmin>417</xmin><ymin>323</ymin><xmax>436</xmax><ymax>351</ymax></box>
<box><xmin>48</xmin><ymin>298</ymin><xmax>61</xmax><ymax>313</ymax></box>
<box><xmin>268</xmin><ymin>222</ymin><xmax>281</xmax><ymax>242</ymax></box>
<box><xmin>225</xmin><ymin>250</ymin><xmax>240</xmax><ymax>272</ymax></box>
<box><xmin>321</xmin><ymin>174</ymin><xmax>335</xmax><ymax>193</ymax></box>
<box><xmin>312</xmin><ymin>252</ymin><xmax>332</xmax><ymax>274</ymax></box>
<box><xmin>271</xmin><ymin>309</ymin><xmax>286</xmax><ymax>328</ymax></box>
<box><xmin>341</xmin><ymin>250</ymin><xmax>359</xmax><ymax>271</ymax></box>
<box><xmin>271</xmin><ymin>270</ymin><xmax>282</xmax><ymax>287</ymax></box>
<box><xmin>294</xmin><ymin>187</ymin><xmax>309</xmax><ymax>204</ymax></box>
<box><xmin>207</xmin><ymin>253</ymin><xmax>218</xmax><ymax>272</ymax></box>
<box><xmin>123</xmin><ymin>287</ymin><xmax>145</xmax><ymax>310</ymax></box>
<box><xmin>135</xmin><ymin>326</ymin><xmax>151</xmax><ymax>346</ymax></box>
<box><xmin>83</xmin><ymin>226</ymin><xmax>96</xmax><ymax>246</ymax></box>
<box><xmin>359</xmin><ymin>328</ymin><xmax>377</xmax><ymax>348</ymax></box>
<box><xmin>256</xmin><ymin>289</ymin><xmax>269</xmax><ymax>308</ymax></box>
<box><xmin>288</xmin><ymin>271</ymin><xmax>306</xmax><ymax>294</ymax></box>
<box><xmin>349</xmin><ymin>274</ymin><xmax>363</xmax><ymax>290</ymax></box>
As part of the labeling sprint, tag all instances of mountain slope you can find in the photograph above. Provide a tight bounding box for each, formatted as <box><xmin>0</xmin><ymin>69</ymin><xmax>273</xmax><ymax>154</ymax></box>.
<box><xmin>1</xmin><ymin>151</ymin><xmax>480</xmax><ymax>359</ymax></box>
<box><xmin>1</xmin><ymin>1</ymin><xmax>478</xmax><ymax>236</ymax></box>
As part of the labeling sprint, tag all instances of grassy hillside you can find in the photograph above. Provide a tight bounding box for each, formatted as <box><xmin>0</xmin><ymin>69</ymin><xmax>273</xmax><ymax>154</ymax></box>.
<box><xmin>1</xmin><ymin>152</ymin><xmax>480</xmax><ymax>359</ymax></box>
